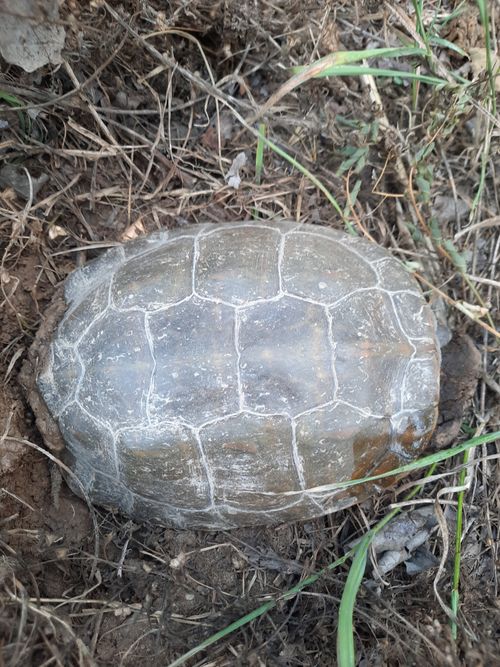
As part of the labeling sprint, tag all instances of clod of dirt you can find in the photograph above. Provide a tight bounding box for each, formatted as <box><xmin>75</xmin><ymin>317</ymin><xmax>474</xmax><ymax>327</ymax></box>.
<box><xmin>433</xmin><ymin>333</ymin><xmax>482</xmax><ymax>449</ymax></box>
<box><xmin>0</xmin><ymin>393</ymin><xmax>28</xmax><ymax>476</ymax></box>
<box><xmin>432</xmin><ymin>194</ymin><xmax>469</xmax><ymax>225</ymax></box>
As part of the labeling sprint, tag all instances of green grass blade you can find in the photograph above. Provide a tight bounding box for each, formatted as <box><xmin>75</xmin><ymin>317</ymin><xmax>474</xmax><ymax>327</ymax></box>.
<box><xmin>0</xmin><ymin>90</ymin><xmax>24</xmax><ymax>106</ymax></box>
<box><xmin>0</xmin><ymin>90</ymin><xmax>29</xmax><ymax>136</ymax></box>
<box><xmin>255</xmin><ymin>123</ymin><xmax>266</xmax><ymax>185</ymax></box>
<box><xmin>166</xmin><ymin>599</ymin><xmax>276</xmax><ymax>667</ymax></box>
<box><xmin>429</xmin><ymin>36</ymin><xmax>468</xmax><ymax>57</ymax></box>
<box><xmin>450</xmin><ymin>449</ymin><xmax>470</xmax><ymax>639</ymax></box>
<box><xmin>337</xmin><ymin>147</ymin><xmax>368</xmax><ymax>176</ymax></box>
<box><xmin>412</xmin><ymin>0</ymin><xmax>428</xmax><ymax>49</ymax></box>
<box><xmin>276</xmin><ymin>431</ymin><xmax>499</xmax><ymax>498</ymax></box>
<box><xmin>261</xmin><ymin>135</ymin><xmax>348</xmax><ymax>224</ymax></box>
<box><xmin>290</xmin><ymin>46</ymin><xmax>426</xmax><ymax>74</ymax></box>
<box><xmin>294</xmin><ymin>64</ymin><xmax>446</xmax><ymax>87</ymax></box>
<box><xmin>252</xmin><ymin>123</ymin><xmax>266</xmax><ymax>220</ymax></box>
<box><xmin>476</xmin><ymin>0</ymin><xmax>497</xmax><ymax>115</ymax></box>
<box><xmin>337</xmin><ymin>533</ymin><xmax>371</xmax><ymax>667</ymax></box>
<box><xmin>344</xmin><ymin>178</ymin><xmax>362</xmax><ymax>218</ymax></box>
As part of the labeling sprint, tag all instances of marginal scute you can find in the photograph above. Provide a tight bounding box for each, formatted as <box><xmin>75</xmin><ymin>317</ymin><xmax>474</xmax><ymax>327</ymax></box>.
<box><xmin>331</xmin><ymin>290</ymin><xmax>412</xmax><ymax>414</ymax></box>
<box><xmin>296</xmin><ymin>402</ymin><xmax>392</xmax><ymax>488</ymax></box>
<box><xmin>130</xmin><ymin>497</ymin><xmax>232</xmax><ymax>530</ymax></box>
<box><xmin>309</xmin><ymin>494</ymin><xmax>359</xmax><ymax>516</ymax></box>
<box><xmin>201</xmin><ymin>412</ymin><xmax>300</xmax><ymax>509</ymax></box>
<box><xmin>112</xmin><ymin>237</ymin><xmax>194</xmax><ymax>310</ymax></box>
<box><xmin>117</xmin><ymin>423</ymin><xmax>211</xmax><ymax>509</ymax></box>
<box><xmin>123</xmin><ymin>226</ymin><xmax>209</xmax><ymax>262</ymax></box>
<box><xmin>196</xmin><ymin>225</ymin><xmax>281</xmax><ymax>304</ymax></box>
<box><xmin>77</xmin><ymin>309</ymin><xmax>153</xmax><ymax>427</ymax></box>
<box><xmin>63</xmin><ymin>450</ymin><xmax>94</xmax><ymax>492</ymax></box>
<box><xmin>90</xmin><ymin>470</ymin><xmax>134</xmax><ymax>515</ymax></box>
<box><xmin>121</xmin><ymin>229</ymin><xmax>170</xmax><ymax>259</ymax></box>
<box><xmin>391</xmin><ymin>409</ymin><xmax>436</xmax><ymax>456</ymax></box>
<box><xmin>403</xmin><ymin>356</ymin><xmax>440</xmax><ymax>412</ymax></box>
<box><xmin>391</xmin><ymin>291</ymin><xmax>437</xmax><ymax>339</ymax></box>
<box><xmin>64</xmin><ymin>246</ymin><xmax>124</xmax><ymax>305</ymax></box>
<box><xmin>282</xmin><ymin>232</ymin><xmax>377</xmax><ymax>303</ymax></box>
<box><xmin>338</xmin><ymin>233</ymin><xmax>391</xmax><ymax>262</ymax></box>
<box><xmin>372</xmin><ymin>257</ymin><xmax>417</xmax><ymax>292</ymax></box>
<box><xmin>293</xmin><ymin>224</ymin><xmax>349</xmax><ymax>243</ymax></box>
<box><xmin>37</xmin><ymin>342</ymin><xmax>79</xmax><ymax>416</ymax></box>
<box><xmin>58</xmin><ymin>401</ymin><xmax>116</xmax><ymax>470</ymax></box>
<box><xmin>148</xmin><ymin>296</ymin><xmax>239</xmax><ymax>425</ymax></box>
<box><xmin>239</xmin><ymin>296</ymin><xmax>334</xmax><ymax>414</ymax></box>
<box><xmin>129</xmin><ymin>496</ymin><xmax>178</xmax><ymax>526</ymax></box>
<box><xmin>253</xmin><ymin>219</ymin><xmax>302</xmax><ymax>235</ymax></box>
<box><xmin>58</xmin><ymin>281</ymin><xmax>110</xmax><ymax>346</ymax></box>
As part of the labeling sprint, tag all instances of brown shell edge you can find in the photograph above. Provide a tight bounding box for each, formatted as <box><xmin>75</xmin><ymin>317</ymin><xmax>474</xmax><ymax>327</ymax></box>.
<box><xmin>18</xmin><ymin>284</ymin><xmax>68</xmax><ymax>452</ymax></box>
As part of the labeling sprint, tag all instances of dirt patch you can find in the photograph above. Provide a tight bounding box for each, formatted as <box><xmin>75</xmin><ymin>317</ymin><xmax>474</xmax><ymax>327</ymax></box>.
<box><xmin>1</xmin><ymin>1</ymin><xmax>499</xmax><ymax>666</ymax></box>
<box><xmin>433</xmin><ymin>333</ymin><xmax>482</xmax><ymax>449</ymax></box>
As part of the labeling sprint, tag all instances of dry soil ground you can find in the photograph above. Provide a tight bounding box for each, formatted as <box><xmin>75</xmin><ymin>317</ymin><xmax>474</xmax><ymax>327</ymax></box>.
<box><xmin>0</xmin><ymin>1</ymin><xmax>499</xmax><ymax>666</ymax></box>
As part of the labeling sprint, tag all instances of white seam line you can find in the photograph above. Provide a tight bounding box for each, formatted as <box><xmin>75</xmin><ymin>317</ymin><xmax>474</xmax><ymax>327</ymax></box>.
<box><xmin>70</xmin><ymin>349</ymin><xmax>87</xmax><ymax>412</ymax></box>
<box><xmin>241</xmin><ymin>407</ymin><xmax>291</xmax><ymax>419</ymax></box>
<box><xmin>305</xmin><ymin>492</ymin><xmax>328</xmax><ymax>513</ymax></box>
<box><xmin>325</xmin><ymin>307</ymin><xmax>339</xmax><ymax>402</ymax></box>
<box><xmin>336</xmin><ymin>399</ymin><xmax>385</xmax><ymax>419</ymax></box>
<box><xmin>74</xmin><ymin>399</ymin><xmax>120</xmax><ymax>475</ymax></box>
<box><xmin>194</xmin><ymin>428</ymin><xmax>215</xmax><ymax>508</ymax></box>
<box><xmin>326</xmin><ymin>285</ymin><xmax>376</xmax><ymax>309</ymax></box>
<box><xmin>112</xmin><ymin>285</ymin><xmax>422</xmax><ymax>315</ymax></box>
<box><xmin>114</xmin><ymin>293</ymin><xmax>193</xmax><ymax>314</ymax></box>
<box><xmin>389</xmin><ymin>293</ymin><xmax>418</xmax><ymax>413</ymax></box>
<box><xmin>198</xmin><ymin>410</ymin><xmax>245</xmax><ymax>431</ymax></box>
<box><xmin>72</xmin><ymin>277</ymin><xmax>113</xmax><ymax>348</ymax></box>
<box><xmin>192</xmin><ymin>228</ymin><xmax>200</xmax><ymax>295</ymax></box>
<box><xmin>294</xmin><ymin>400</ymin><xmax>337</xmax><ymax>421</ymax></box>
<box><xmin>277</xmin><ymin>231</ymin><xmax>286</xmax><ymax>293</ymax></box>
<box><xmin>198</xmin><ymin>408</ymin><xmax>296</xmax><ymax>433</ymax></box>
<box><xmin>291</xmin><ymin>419</ymin><xmax>306</xmax><ymax>490</ymax></box>
<box><xmin>234</xmin><ymin>309</ymin><xmax>244</xmax><ymax>411</ymax></box>
<box><xmin>144</xmin><ymin>312</ymin><xmax>156</xmax><ymax>425</ymax></box>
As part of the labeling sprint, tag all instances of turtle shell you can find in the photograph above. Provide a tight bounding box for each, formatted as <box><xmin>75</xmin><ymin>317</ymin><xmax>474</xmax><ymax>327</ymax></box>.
<box><xmin>34</xmin><ymin>221</ymin><xmax>440</xmax><ymax>529</ymax></box>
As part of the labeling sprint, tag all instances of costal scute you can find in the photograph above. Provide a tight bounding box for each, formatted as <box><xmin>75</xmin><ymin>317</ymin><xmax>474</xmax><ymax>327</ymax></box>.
<box><xmin>36</xmin><ymin>221</ymin><xmax>440</xmax><ymax>529</ymax></box>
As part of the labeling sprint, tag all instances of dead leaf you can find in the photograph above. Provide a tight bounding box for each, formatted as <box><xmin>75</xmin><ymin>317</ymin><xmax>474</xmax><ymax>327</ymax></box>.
<box><xmin>225</xmin><ymin>152</ymin><xmax>247</xmax><ymax>189</ymax></box>
<box><xmin>469</xmin><ymin>47</ymin><xmax>500</xmax><ymax>92</ymax></box>
<box><xmin>0</xmin><ymin>0</ymin><xmax>66</xmax><ymax>72</ymax></box>
<box><xmin>48</xmin><ymin>224</ymin><xmax>69</xmax><ymax>240</ymax></box>
<box><xmin>121</xmin><ymin>219</ymin><xmax>146</xmax><ymax>241</ymax></box>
